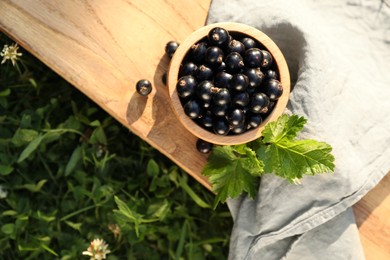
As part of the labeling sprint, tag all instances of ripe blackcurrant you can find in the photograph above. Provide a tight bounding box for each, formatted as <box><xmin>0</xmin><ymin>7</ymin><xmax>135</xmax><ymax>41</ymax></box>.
<box><xmin>199</xmin><ymin>111</ymin><xmax>214</xmax><ymax>128</ymax></box>
<box><xmin>240</xmin><ymin>37</ymin><xmax>257</xmax><ymax>49</ymax></box>
<box><xmin>214</xmin><ymin>71</ymin><xmax>233</xmax><ymax>88</ymax></box>
<box><xmin>225</xmin><ymin>52</ymin><xmax>244</xmax><ymax>73</ymax></box>
<box><xmin>260</xmin><ymin>50</ymin><xmax>273</xmax><ymax>68</ymax></box>
<box><xmin>176</xmin><ymin>75</ymin><xmax>197</xmax><ymax>98</ymax></box>
<box><xmin>250</xmin><ymin>92</ymin><xmax>270</xmax><ymax>113</ymax></box>
<box><xmin>208</xmin><ymin>27</ymin><xmax>230</xmax><ymax>47</ymax></box>
<box><xmin>190</xmin><ymin>41</ymin><xmax>208</xmax><ymax>63</ymax></box>
<box><xmin>179</xmin><ymin>62</ymin><xmax>198</xmax><ymax>77</ymax></box>
<box><xmin>136</xmin><ymin>79</ymin><xmax>152</xmax><ymax>96</ymax></box>
<box><xmin>246</xmin><ymin>112</ymin><xmax>263</xmax><ymax>128</ymax></box>
<box><xmin>205</xmin><ymin>46</ymin><xmax>224</xmax><ymax>67</ymax></box>
<box><xmin>196</xmin><ymin>80</ymin><xmax>215</xmax><ymax>101</ymax></box>
<box><xmin>196</xmin><ymin>139</ymin><xmax>213</xmax><ymax>153</ymax></box>
<box><xmin>232</xmin><ymin>91</ymin><xmax>250</xmax><ymax>107</ymax></box>
<box><xmin>184</xmin><ymin>100</ymin><xmax>202</xmax><ymax>119</ymax></box>
<box><xmin>226</xmin><ymin>39</ymin><xmax>245</xmax><ymax>54</ymax></box>
<box><xmin>196</xmin><ymin>65</ymin><xmax>214</xmax><ymax>81</ymax></box>
<box><xmin>231</xmin><ymin>122</ymin><xmax>247</xmax><ymax>134</ymax></box>
<box><xmin>165</xmin><ymin>41</ymin><xmax>179</xmax><ymax>58</ymax></box>
<box><xmin>213</xmin><ymin>118</ymin><xmax>230</xmax><ymax>135</ymax></box>
<box><xmin>263</xmin><ymin>79</ymin><xmax>283</xmax><ymax>100</ymax></box>
<box><xmin>244</xmin><ymin>48</ymin><xmax>263</xmax><ymax>68</ymax></box>
<box><xmin>230</xmin><ymin>74</ymin><xmax>249</xmax><ymax>92</ymax></box>
<box><xmin>244</xmin><ymin>67</ymin><xmax>265</xmax><ymax>88</ymax></box>
<box><xmin>213</xmin><ymin>88</ymin><xmax>231</xmax><ymax>106</ymax></box>
<box><xmin>265</xmin><ymin>69</ymin><xmax>278</xmax><ymax>80</ymax></box>
<box><xmin>211</xmin><ymin>103</ymin><xmax>229</xmax><ymax>117</ymax></box>
<box><xmin>226</xmin><ymin>108</ymin><xmax>245</xmax><ymax>127</ymax></box>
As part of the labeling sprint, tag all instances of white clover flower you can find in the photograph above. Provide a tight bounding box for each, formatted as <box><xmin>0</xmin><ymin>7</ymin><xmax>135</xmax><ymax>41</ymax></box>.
<box><xmin>0</xmin><ymin>185</ymin><xmax>8</xmax><ymax>199</ymax></box>
<box><xmin>1</xmin><ymin>43</ymin><xmax>22</xmax><ymax>66</ymax></box>
<box><xmin>82</xmin><ymin>238</ymin><xmax>111</xmax><ymax>260</ymax></box>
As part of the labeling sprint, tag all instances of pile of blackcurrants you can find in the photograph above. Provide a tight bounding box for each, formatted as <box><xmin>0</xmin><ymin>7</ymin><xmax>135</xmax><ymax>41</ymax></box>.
<box><xmin>175</xmin><ymin>27</ymin><xmax>283</xmax><ymax>137</ymax></box>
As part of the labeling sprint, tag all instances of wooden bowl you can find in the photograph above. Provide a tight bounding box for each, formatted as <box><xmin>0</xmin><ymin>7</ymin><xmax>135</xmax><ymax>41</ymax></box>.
<box><xmin>167</xmin><ymin>22</ymin><xmax>290</xmax><ymax>145</ymax></box>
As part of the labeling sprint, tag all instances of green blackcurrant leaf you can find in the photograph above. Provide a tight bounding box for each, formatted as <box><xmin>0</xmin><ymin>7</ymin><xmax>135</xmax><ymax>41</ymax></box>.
<box><xmin>257</xmin><ymin>138</ymin><xmax>335</xmax><ymax>182</ymax></box>
<box><xmin>202</xmin><ymin>146</ymin><xmax>263</xmax><ymax>207</ymax></box>
<box><xmin>262</xmin><ymin>114</ymin><xmax>307</xmax><ymax>143</ymax></box>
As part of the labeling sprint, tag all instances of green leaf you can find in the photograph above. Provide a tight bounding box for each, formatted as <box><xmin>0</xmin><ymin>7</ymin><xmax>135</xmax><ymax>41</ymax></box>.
<box><xmin>1</xmin><ymin>223</ymin><xmax>15</xmax><ymax>235</ymax></box>
<box><xmin>146</xmin><ymin>159</ymin><xmax>160</xmax><ymax>177</ymax></box>
<box><xmin>65</xmin><ymin>146</ymin><xmax>82</xmax><ymax>176</ymax></box>
<box><xmin>202</xmin><ymin>146</ymin><xmax>263</xmax><ymax>207</ymax></box>
<box><xmin>0</xmin><ymin>164</ymin><xmax>13</xmax><ymax>176</ymax></box>
<box><xmin>262</xmin><ymin>114</ymin><xmax>307</xmax><ymax>143</ymax></box>
<box><xmin>12</xmin><ymin>128</ymin><xmax>39</xmax><ymax>147</ymax></box>
<box><xmin>257</xmin><ymin>139</ymin><xmax>335</xmax><ymax>181</ymax></box>
<box><xmin>22</xmin><ymin>179</ymin><xmax>48</xmax><ymax>192</ymax></box>
<box><xmin>179</xmin><ymin>178</ymin><xmax>211</xmax><ymax>208</ymax></box>
<box><xmin>0</xmin><ymin>88</ymin><xmax>11</xmax><ymax>97</ymax></box>
<box><xmin>64</xmin><ymin>220</ymin><xmax>82</xmax><ymax>232</ymax></box>
<box><xmin>17</xmin><ymin>134</ymin><xmax>44</xmax><ymax>163</ymax></box>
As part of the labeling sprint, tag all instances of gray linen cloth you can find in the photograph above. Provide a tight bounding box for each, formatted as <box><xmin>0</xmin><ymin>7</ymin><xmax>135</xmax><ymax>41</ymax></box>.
<box><xmin>206</xmin><ymin>0</ymin><xmax>390</xmax><ymax>259</ymax></box>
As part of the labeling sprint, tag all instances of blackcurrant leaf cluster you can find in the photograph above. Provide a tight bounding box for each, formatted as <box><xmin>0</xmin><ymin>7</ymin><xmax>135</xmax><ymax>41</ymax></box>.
<box><xmin>202</xmin><ymin>114</ymin><xmax>336</xmax><ymax>208</ymax></box>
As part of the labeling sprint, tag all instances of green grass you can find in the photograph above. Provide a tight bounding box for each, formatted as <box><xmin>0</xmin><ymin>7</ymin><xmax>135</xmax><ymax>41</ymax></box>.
<box><xmin>0</xmin><ymin>32</ymin><xmax>232</xmax><ymax>260</ymax></box>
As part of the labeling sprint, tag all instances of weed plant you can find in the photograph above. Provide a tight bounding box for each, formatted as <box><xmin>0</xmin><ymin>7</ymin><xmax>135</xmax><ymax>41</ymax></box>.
<box><xmin>0</xmin><ymin>32</ymin><xmax>232</xmax><ymax>260</ymax></box>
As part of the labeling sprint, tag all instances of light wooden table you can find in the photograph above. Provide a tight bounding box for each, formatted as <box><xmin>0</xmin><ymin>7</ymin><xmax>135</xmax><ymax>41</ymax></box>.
<box><xmin>1</xmin><ymin>0</ymin><xmax>389</xmax><ymax>259</ymax></box>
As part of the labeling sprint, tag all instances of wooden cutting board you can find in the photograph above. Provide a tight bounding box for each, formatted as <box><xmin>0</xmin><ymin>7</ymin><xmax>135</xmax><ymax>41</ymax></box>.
<box><xmin>0</xmin><ymin>1</ymin><xmax>389</xmax><ymax>258</ymax></box>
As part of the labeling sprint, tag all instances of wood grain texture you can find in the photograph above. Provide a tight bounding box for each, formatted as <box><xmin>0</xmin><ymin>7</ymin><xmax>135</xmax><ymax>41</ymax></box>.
<box><xmin>168</xmin><ymin>22</ymin><xmax>290</xmax><ymax>145</ymax></box>
<box><xmin>0</xmin><ymin>1</ymin><xmax>389</xmax><ymax>259</ymax></box>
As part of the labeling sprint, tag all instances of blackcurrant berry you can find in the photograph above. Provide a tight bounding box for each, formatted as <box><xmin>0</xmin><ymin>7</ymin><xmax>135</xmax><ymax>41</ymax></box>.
<box><xmin>136</xmin><ymin>79</ymin><xmax>152</xmax><ymax>96</ymax></box>
<box><xmin>225</xmin><ymin>52</ymin><xmax>244</xmax><ymax>73</ymax></box>
<box><xmin>240</xmin><ymin>37</ymin><xmax>257</xmax><ymax>49</ymax></box>
<box><xmin>260</xmin><ymin>50</ymin><xmax>273</xmax><ymax>68</ymax></box>
<box><xmin>213</xmin><ymin>118</ymin><xmax>230</xmax><ymax>135</ymax></box>
<box><xmin>213</xmin><ymin>88</ymin><xmax>231</xmax><ymax>106</ymax></box>
<box><xmin>184</xmin><ymin>100</ymin><xmax>201</xmax><ymax>119</ymax></box>
<box><xmin>214</xmin><ymin>71</ymin><xmax>233</xmax><ymax>88</ymax></box>
<box><xmin>196</xmin><ymin>139</ymin><xmax>213</xmax><ymax>153</ymax></box>
<box><xmin>199</xmin><ymin>111</ymin><xmax>214</xmax><ymax>128</ymax></box>
<box><xmin>230</xmin><ymin>74</ymin><xmax>249</xmax><ymax>92</ymax></box>
<box><xmin>190</xmin><ymin>41</ymin><xmax>208</xmax><ymax>63</ymax></box>
<box><xmin>244</xmin><ymin>48</ymin><xmax>263</xmax><ymax>68</ymax></box>
<box><xmin>165</xmin><ymin>41</ymin><xmax>179</xmax><ymax>58</ymax></box>
<box><xmin>211</xmin><ymin>103</ymin><xmax>229</xmax><ymax>117</ymax></box>
<box><xmin>216</xmin><ymin>62</ymin><xmax>226</xmax><ymax>72</ymax></box>
<box><xmin>226</xmin><ymin>108</ymin><xmax>245</xmax><ymax>127</ymax></box>
<box><xmin>263</xmin><ymin>79</ymin><xmax>283</xmax><ymax>100</ymax></box>
<box><xmin>265</xmin><ymin>69</ymin><xmax>278</xmax><ymax>80</ymax></box>
<box><xmin>246</xmin><ymin>113</ymin><xmax>263</xmax><ymax>129</ymax></box>
<box><xmin>250</xmin><ymin>92</ymin><xmax>270</xmax><ymax>113</ymax></box>
<box><xmin>232</xmin><ymin>92</ymin><xmax>250</xmax><ymax>107</ymax></box>
<box><xmin>244</xmin><ymin>67</ymin><xmax>265</xmax><ymax>88</ymax></box>
<box><xmin>179</xmin><ymin>62</ymin><xmax>198</xmax><ymax>77</ymax></box>
<box><xmin>196</xmin><ymin>65</ymin><xmax>214</xmax><ymax>81</ymax></box>
<box><xmin>231</xmin><ymin>122</ymin><xmax>247</xmax><ymax>134</ymax></box>
<box><xmin>176</xmin><ymin>75</ymin><xmax>197</xmax><ymax>98</ymax></box>
<box><xmin>196</xmin><ymin>80</ymin><xmax>215</xmax><ymax>101</ymax></box>
<box><xmin>205</xmin><ymin>46</ymin><xmax>224</xmax><ymax>67</ymax></box>
<box><xmin>208</xmin><ymin>27</ymin><xmax>230</xmax><ymax>47</ymax></box>
<box><xmin>226</xmin><ymin>39</ymin><xmax>245</xmax><ymax>54</ymax></box>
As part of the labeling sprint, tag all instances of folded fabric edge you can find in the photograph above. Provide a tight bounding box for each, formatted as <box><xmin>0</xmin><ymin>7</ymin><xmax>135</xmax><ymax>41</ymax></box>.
<box><xmin>246</xmin><ymin>168</ymin><xmax>388</xmax><ymax>253</ymax></box>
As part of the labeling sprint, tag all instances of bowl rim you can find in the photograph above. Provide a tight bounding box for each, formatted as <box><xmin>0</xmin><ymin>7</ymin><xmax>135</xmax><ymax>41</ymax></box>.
<box><xmin>167</xmin><ymin>22</ymin><xmax>290</xmax><ymax>145</ymax></box>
